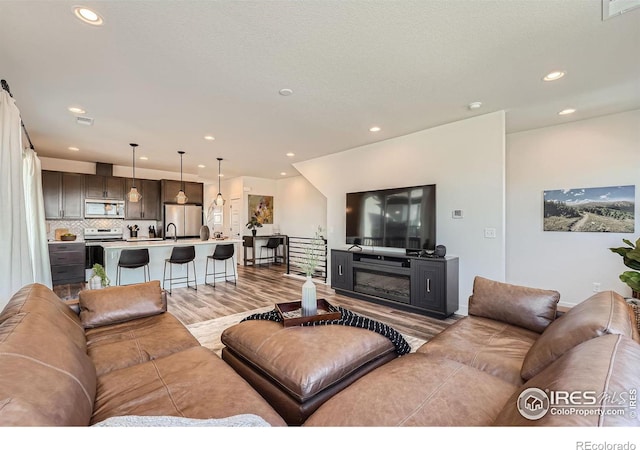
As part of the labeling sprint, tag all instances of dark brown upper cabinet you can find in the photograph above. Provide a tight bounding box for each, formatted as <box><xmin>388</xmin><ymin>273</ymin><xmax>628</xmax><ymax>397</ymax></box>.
<box><xmin>42</xmin><ymin>171</ymin><xmax>84</xmax><ymax>219</ymax></box>
<box><xmin>85</xmin><ymin>175</ymin><xmax>125</xmax><ymax>200</ymax></box>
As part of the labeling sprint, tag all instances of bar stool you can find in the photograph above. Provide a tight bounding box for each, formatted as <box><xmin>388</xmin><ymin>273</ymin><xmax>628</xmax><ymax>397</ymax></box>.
<box><xmin>259</xmin><ymin>237</ymin><xmax>282</xmax><ymax>265</ymax></box>
<box><xmin>205</xmin><ymin>244</ymin><xmax>236</xmax><ymax>287</ymax></box>
<box><xmin>116</xmin><ymin>249</ymin><xmax>150</xmax><ymax>285</ymax></box>
<box><xmin>163</xmin><ymin>246</ymin><xmax>197</xmax><ymax>295</ymax></box>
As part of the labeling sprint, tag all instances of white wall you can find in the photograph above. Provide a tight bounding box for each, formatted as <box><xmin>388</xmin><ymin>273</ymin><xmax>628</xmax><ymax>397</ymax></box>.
<box><xmin>506</xmin><ymin>109</ymin><xmax>640</xmax><ymax>306</ymax></box>
<box><xmin>294</xmin><ymin>111</ymin><xmax>506</xmax><ymax>314</ymax></box>
<box><xmin>275</xmin><ymin>176</ymin><xmax>327</xmax><ymax>238</ymax></box>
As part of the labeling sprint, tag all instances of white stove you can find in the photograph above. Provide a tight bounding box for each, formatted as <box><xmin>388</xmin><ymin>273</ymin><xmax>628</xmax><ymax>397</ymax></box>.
<box><xmin>83</xmin><ymin>227</ymin><xmax>124</xmax><ymax>242</ymax></box>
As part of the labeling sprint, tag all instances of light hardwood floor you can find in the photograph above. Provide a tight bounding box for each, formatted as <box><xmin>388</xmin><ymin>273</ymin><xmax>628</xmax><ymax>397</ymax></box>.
<box><xmin>166</xmin><ymin>263</ymin><xmax>461</xmax><ymax>341</ymax></box>
<box><xmin>55</xmin><ymin>263</ymin><xmax>461</xmax><ymax>341</ymax></box>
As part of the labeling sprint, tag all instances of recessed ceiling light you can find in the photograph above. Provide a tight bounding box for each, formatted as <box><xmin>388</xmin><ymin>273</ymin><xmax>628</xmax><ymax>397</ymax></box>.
<box><xmin>280</xmin><ymin>172</ymin><xmax>287</xmax><ymax>176</ymax></box>
<box><xmin>198</xmin><ymin>164</ymin><xmax>205</xmax><ymax>168</ymax></box>
<box><xmin>543</xmin><ymin>71</ymin><xmax>566</xmax><ymax>81</ymax></box>
<box><xmin>279</xmin><ymin>88</ymin><xmax>294</xmax><ymax>96</ymax></box>
<box><xmin>73</xmin><ymin>6</ymin><xmax>103</xmax><ymax>25</ymax></box>
<box><xmin>68</xmin><ymin>106</ymin><xmax>85</xmax><ymax>114</ymax></box>
<box><xmin>286</xmin><ymin>152</ymin><xmax>295</xmax><ymax>157</ymax></box>
<box><xmin>558</xmin><ymin>108</ymin><xmax>576</xmax><ymax>115</ymax></box>
<box><xmin>369</xmin><ymin>126</ymin><xmax>381</xmax><ymax>132</ymax></box>
<box><xmin>468</xmin><ymin>101</ymin><xmax>482</xmax><ymax>110</ymax></box>
<box><xmin>139</xmin><ymin>156</ymin><xmax>148</xmax><ymax>160</ymax></box>
<box><xmin>204</xmin><ymin>135</ymin><xmax>215</xmax><ymax>141</ymax></box>
<box><xmin>68</xmin><ymin>146</ymin><xmax>79</xmax><ymax>151</ymax></box>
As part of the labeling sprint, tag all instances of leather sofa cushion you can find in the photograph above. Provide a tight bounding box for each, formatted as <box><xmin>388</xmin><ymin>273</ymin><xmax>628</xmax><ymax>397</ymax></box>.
<box><xmin>79</xmin><ymin>281</ymin><xmax>166</xmax><ymax>329</ymax></box>
<box><xmin>91</xmin><ymin>346</ymin><xmax>286</xmax><ymax>426</ymax></box>
<box><xmin>417</xmin><ymin>315</ymin><xmax>539</xmax><ymax>385</ymax></box>
<box><xmin>0</xmin><ymin>283</ymin><xmax>85</xmax><ymax>349</ymax></box>
<box><xmin>86</xmin><ymin>312</ymin><xmax>201</xmax><ymax>376</ymax></box>
<box><xmin>0</xmin><ymin>311</ymin><xmax>96</xmax><ymax>426</ymax></box>
<box><xmin>304</xmin><ymin>353</ymin><xmax>517</xmax><ymax>426</ymax></box>
<box><xmin>469</xmin><ymin>276</ymin><xmax>559</xmax><ymax>333</ymax></box>
<box><xmin>221</xmin><ymin>320</ymin><xmax>395</xmax><ymax>402</ymax></box>
<box><xmin>521</xmin><ymin>291</ymin><xmax>637</xmax><ymax>380</ymax></box>
<box><xmin>495</xmin><ymin>334</ymin><xmax>640</xmax><ymax>426</ymax></box>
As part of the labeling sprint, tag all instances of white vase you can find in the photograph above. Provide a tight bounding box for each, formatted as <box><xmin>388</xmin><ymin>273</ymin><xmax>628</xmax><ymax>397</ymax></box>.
<box><xmin>89</xmin><ymin>275</ymin><xmax>102</xmax><ymax>290</ymax></box>
<box><xmin>301</xmin><ymin>276</ymin><xmax>317</xmax><ymax>316</ymax></box>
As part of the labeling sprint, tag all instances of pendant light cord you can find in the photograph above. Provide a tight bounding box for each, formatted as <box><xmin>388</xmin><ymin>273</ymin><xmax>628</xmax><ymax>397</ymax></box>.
<box><xmin>130</xmin><ymin>143</ymin><xmax>138</xmax><ymax>185</ymax></box>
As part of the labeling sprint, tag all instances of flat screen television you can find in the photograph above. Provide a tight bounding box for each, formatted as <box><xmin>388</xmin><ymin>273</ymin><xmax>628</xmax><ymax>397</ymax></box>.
<box><xmin>346</xmin><ymin>184</ymin><xmax>436</xmax><ymax>251</ymax></box>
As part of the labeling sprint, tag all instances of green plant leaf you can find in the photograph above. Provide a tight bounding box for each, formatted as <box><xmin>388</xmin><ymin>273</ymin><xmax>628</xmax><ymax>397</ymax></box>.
<box><xmin>620</xmin><ymin>271</ymin><xmax>640</xmax><ymax>292</ymax></box>
<box><xmin>623</xmin><ymin>256</ymin><xmax>640</xmax><ymax>271</ymax></box>
<box><xmin>627</xmin><ymin>247</ymin><xmax>640</xmax><ymax>263</ymax></box>
<box><xmin>610</xmin><ymin>247</ymin><xmax>630</xmax><ymax>257</ymax></box>
<box><xmin>611</xmin><ymin>238</ymin><xmax>640</xmax><ymax>270</ymax></box>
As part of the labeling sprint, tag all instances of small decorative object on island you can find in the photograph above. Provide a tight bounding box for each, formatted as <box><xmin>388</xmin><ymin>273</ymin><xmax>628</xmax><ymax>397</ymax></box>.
<box><xmin>610</xmin><ymin>237</ymin><xmax>640</xmax><ymax>299</ymax></box>
<box><xmin>301</xmin><ymin>226</ymin><xmax>326</xmax><ymax>316</ymax></box>
<box><xmin>200</xmin><ymin>224</ymin><xmax>210</xmax><ymax>241</ymax></box>
<box><xmin>246</xmin><ymin>215</ymin><xmax>263</xmax><ymax>236</ymax></box>
<box><xmin>89</xmin><ymin>263</ymin><xmax>110</xmax><ymax>289</ymax></box>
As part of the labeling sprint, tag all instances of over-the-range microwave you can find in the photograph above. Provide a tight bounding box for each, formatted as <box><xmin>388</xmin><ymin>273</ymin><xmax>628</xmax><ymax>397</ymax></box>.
<box><xmin>84</xmin><ymin>199</ymin><xmax>125</xmax><ymax>219</ymax></box>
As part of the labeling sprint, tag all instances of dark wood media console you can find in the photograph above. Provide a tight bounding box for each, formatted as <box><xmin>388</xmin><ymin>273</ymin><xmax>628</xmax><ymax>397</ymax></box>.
<box><xmin>331</xmin><ymin>249</ymin><xmax>459</xmax><ymax>319</ymax></box>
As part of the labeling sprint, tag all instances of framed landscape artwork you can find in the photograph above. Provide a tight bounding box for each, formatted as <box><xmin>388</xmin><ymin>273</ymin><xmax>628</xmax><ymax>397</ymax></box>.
<box><xmin>248</xmin><ymin>194</ymin><xmax>274</xmax><ymax>224</ymax></box>
<box><xmin>543</xmin><ymin>185</ymin><xmax>635</xmax><ymax>232</ymax></box>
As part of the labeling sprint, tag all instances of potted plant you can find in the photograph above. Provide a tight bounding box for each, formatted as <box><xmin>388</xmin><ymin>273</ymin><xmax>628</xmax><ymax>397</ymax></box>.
<box><xmin>609</xmin><ymin>237</ymin><xmax>640</xmax><ymax>299</ymax></box>
<box><xmin>89</xmin><ymin>263</ymin><xmax>110</xmax><ymax>289</ymax></box>
<box><xmin>246</xmin><ymin>215</ymin><xmax>263</xmax><ymax>236</ymax></box>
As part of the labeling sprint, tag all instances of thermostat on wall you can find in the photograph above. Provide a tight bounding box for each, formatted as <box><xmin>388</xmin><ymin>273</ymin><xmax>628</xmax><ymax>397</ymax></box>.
<box><xmin>452</xmin><ymin>210</ymin><xmax>463</xmax><ymax>219</ymax></box>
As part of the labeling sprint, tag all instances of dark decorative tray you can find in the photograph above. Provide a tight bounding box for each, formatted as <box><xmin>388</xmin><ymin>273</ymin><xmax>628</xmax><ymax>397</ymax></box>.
<box><xmin>275</xmin><ymin>298</ymin><xmax>341</xmax><ymax>327</ymax></box>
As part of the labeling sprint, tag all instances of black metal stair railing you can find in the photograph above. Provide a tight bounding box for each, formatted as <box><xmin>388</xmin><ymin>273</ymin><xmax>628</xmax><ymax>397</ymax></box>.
<box><xmin>286</xmin><ymin>236</ymin><xmax>328</xmax><ymax>282</ymax></box>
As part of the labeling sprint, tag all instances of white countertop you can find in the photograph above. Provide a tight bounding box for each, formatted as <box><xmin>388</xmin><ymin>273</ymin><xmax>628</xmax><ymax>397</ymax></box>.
<box><xmin>48</xmin><ymin>239</ymin><xmax>85</xmax><ymax>244</ymax></box>
<box><xmin>100</xmin><ymin>238</ymin><xmax>242</xmax><ymax>249</ymax></box>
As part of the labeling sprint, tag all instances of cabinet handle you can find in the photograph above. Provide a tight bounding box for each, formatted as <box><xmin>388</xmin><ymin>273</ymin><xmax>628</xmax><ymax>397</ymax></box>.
<box><xmin>426</xmin><ymin>278</ymin><xmax>431</xmax><ymax>293</ymax></box>
<box><xmin>338</xmin><ymin>264</ymin><xmax>343</xmax><ymax>276</ymax></box>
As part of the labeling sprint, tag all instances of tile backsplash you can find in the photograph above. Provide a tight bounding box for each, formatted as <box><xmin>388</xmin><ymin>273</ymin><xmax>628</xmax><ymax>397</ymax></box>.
<box><xmin>47</xmin><ymin>218</ymin><xmax>162</xmax><ymax>240</ymax></box>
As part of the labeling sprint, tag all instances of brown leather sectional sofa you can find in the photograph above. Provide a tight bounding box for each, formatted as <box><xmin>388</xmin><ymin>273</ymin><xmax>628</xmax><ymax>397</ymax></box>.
<box><xmin>1</xmin><ymin>276</ymin><xmax>638</xmax><ymax>427</ymax></box>
<box><xmin>0</xmin><ymin>281</ymin><xmax>286</xmax><ymax>426</ymax></box>
<box><xmin>304</xmin><ymin>277</ymin><xmax>640</xmax><ymax>426</ymax></box>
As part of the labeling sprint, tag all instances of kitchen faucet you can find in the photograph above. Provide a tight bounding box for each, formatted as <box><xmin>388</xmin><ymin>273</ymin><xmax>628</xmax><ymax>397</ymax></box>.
<box><xmin>166</xmin><ymin>222</ymin><xmax>177</xmax><ymax>241</ymax></box>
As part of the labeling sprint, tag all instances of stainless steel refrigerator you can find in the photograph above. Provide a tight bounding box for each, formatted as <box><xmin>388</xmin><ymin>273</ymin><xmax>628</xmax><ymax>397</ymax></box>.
<box><xmin>164</xmin><ymin>204</ymin><xmax>203</xmax><ymax>239</ymax></box>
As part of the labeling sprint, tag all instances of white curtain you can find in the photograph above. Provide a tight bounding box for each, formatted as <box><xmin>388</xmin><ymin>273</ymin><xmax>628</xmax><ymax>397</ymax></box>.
<box><xmin>23</xmin><ymin>147</ymin><xmax>52</xmax><ymax>288</ymax></box>
<box><xmin>0</xmin><ymin>89</ymin><xmax>33</xmax><ymax>308</ymax></box>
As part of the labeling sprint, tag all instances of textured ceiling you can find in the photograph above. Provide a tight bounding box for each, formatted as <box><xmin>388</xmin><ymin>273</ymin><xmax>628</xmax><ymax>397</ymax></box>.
<box><xmin>1</xmin><ymin>0</ymin><xmax>639</xmax><ymax>181</ymax></box>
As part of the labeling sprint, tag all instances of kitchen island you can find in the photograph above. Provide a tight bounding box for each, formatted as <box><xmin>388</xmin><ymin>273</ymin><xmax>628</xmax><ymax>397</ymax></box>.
<box><xmin>98</xmin><ymin>238</ymin><xmax>243</xmax><ymax>287</ymax></box>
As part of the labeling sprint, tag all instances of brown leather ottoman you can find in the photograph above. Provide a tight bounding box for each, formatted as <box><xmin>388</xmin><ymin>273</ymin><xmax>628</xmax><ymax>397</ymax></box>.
<box><xmin>221</xmin><ymin>319</ymin><xmax>398</xmax><ymax>425</ymax></box>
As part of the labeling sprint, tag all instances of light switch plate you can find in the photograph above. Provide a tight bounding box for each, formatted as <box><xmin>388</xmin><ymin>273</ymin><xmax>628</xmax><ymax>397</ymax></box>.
<box><xmin>484</xmin><ymin>228</ymin><xmax>497</xmax><ymax>238</ymax></box>
<box><xmin>452</xmin><ymin>210</ymin><xmax>463</xmax><ymax>219</ymax></box>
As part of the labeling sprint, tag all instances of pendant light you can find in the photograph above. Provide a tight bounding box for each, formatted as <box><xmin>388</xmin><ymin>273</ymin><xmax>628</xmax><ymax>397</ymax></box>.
<box><xmin>176</xmin><ymin>150</ymin><xmax>188</xmax><ymax>204</ymax></box>
<box><xmin>127</xmin><ymin>143</ymin><xmax>142</xmax><ymax>202</ymax></box>
<box><xmin>215</xmin><ymin>157</ymin><xmax>226</xmax><ymax>206</ymax></box>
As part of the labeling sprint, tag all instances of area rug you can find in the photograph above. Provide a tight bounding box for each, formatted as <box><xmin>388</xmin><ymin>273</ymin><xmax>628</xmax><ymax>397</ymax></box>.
<box><xmin>186</xmin><ymin>306</ymin><xmax>427</xmax><ymax>357</ymax></box>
